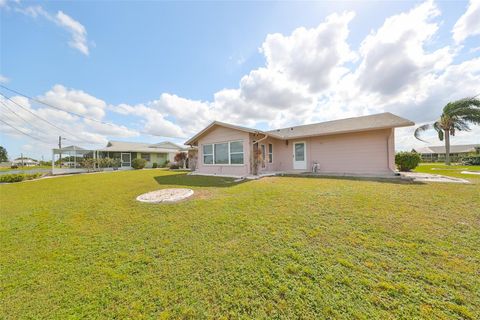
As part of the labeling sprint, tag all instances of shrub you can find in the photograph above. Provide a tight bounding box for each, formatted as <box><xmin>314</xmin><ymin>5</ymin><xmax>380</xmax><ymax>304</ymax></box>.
<box><xmin>112</xmin><ymin>159</ymin><xmax>121</xmax><ymax>168</ymax></box>
<box><xmin>0</xmin><ymin>172</ymin><xmax>42</xmax><ymax>183</ymax></box>
<box><xmin>0</xmin><ymin>174</ymin><xmax>25</xmax><ymax>183</ymax></box>
<box><xmin>395</xmin><ymin>152</ymin><xmax>421</xmax><ymax>171</ymax></box>
<box><xmin>98</xmin><ymin>158</ymin><xmax>114</xmax><ymax>168</ymax></box>
<box><xmin>461</xmin><ymin>155</ymin><xmax>480</xmax><ymax>165</ymax></box>
<box><xmin>81</xmin><ymin>158</ymin><xmax>96</xmax><ymax>172</ymax></box>
<box><xmin>152</xmin><ymin>162</ymin><xmax>158</xmax><ymax>168</ymax></box>
<box><xmin>169</xmin><ymin>163</ymin><xmax>180</xmax><ymax>170</ymax></box>
<box><xmin>161</xmin><ymin>160</ymin><xmax>170</xmax><ymax>168</ymax></box>
<box><xmin>10</xmin><ymin>164</ymin><xmax>18</xmax><ymax>169</ymax></box>
<box><xmin>131</xmin><ymin>158</ymin><xmax>146</xmax><ymax>169</ymax></box>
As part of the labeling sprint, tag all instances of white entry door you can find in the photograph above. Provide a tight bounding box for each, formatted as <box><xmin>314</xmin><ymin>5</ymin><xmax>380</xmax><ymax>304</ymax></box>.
<box><xmin>121</xmin><ymin>153</ymin><xmax>131</xmax><ymax>167</ymax></box>
<box><xmin>293</xmin><ymin>142</ymin><xmax>307</xmax><ymax>170</ymax></box>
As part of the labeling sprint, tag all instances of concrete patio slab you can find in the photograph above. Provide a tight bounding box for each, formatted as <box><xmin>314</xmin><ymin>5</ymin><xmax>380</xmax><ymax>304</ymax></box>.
<box><xmin>400</xmin><ymin>172</ymin><xmax>470</xmax><ymax>184</ymax></box>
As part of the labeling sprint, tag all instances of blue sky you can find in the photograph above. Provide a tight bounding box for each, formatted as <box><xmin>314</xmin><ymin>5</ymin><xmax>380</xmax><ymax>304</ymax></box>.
<box><xmin>0</xmin><ymin>0</ymin><xmax>479</xmax><ymax>160</ymax></box>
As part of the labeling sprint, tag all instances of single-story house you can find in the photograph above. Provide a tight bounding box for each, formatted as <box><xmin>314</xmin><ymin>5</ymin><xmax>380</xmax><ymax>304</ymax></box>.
<box><xmin>12</xmin><ymin>157</ymin><xmax>39</xmax><ymax>167</ymax></box>
<box><xmin>97</xmin><ymin>141</ymin><xmax>186</xmax><ymax>168</ymax></box>
<box><xmin>412</xmin><ymin>144</ymin><xmax>479</xmax><ymax>162</ymax></box>
<box><xmin>184</xmin><ymin>112</ymin><xmax>415</xmax><ymax>177</ymax></box>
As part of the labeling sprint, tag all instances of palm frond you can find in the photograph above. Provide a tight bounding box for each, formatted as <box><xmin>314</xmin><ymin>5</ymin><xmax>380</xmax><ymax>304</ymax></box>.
<box><xmin>453</xmin><ymin>119</ymin><xmax>470</xmax><ymax>132</ymax></box>
<box><xmin>414</xmin><ymin>123</ymin><xmax>432</xmax><ymax>142</ymax></box>
<box><xmin>442</xmin><ymin>97</ymin><xmax>480</xmax><ymax>131</ymax></box>
<box><xmin>433</xmin><ymin>121</ymin><xmax>444</xmax><ymax>141</ymax></box>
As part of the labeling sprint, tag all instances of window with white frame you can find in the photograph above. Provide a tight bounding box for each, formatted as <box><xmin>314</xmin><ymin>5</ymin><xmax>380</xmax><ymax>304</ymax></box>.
<box><xmin>202</xmin><ymin>141</ymin><xmax>244</xmax><ymax>165</ymax></box>
<box><xmin>214</xmin><ymin>143</ymin><xmax>229</xmax><ymax>164</ymax></box>
<box><xmin>268</xmin><ymin>143</ymin><xmax>273</xmax><ymax>163</ymax></box>
<box><xmin>203</xmin><ymin>144</ymin><xmax>213</xmax><ymax>164</ymax></box>
<box><xmin>230</xmin><ymin>141</ymin><xmax>244</xmax><ymax>164</ymax></box>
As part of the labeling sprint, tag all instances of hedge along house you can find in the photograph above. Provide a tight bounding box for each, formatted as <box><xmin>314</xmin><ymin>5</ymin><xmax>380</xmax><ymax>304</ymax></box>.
<box><xmin>97</xmin><ymin>141</ymin><xmax>186</xmax><ymax>168</ymax></box>
<box><xmin>184</xmin><ymin>112</ymin><xmax>415</xmax><ymax>178</ymax></box>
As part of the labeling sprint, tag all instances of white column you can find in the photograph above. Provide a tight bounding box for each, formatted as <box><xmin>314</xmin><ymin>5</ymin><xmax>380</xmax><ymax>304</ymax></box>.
<box><xmin>51</xmin><ymin>149</ymin><xmax>55</xmax><ymax>174</ymax></box>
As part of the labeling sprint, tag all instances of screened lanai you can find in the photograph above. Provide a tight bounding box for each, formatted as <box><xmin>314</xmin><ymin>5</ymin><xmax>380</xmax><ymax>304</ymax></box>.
<box><xmin>51</xmin><ymin>145</ymin><xmax>97</xmax><ymax>175</ymax></box>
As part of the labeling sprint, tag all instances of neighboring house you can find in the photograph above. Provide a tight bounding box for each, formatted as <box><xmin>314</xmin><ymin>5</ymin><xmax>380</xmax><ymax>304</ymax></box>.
<box><xmin>97</xmin><ymin>141</ymin><xmax>186</xmax><ymax>168</ymax></box>
<box><xmin>12</xmin><ymin>157</ymin><xmax>39</xmax><ymax>167</ymax></box>
<box><xmin>185</xmin><ymin>112</ymin><xmax>414</xmax><ymax>177</ymax></box>
<box><xmin>412</xmin><ymin>144</ymin><xmax>479</xmax><ymax>162</ymax></box>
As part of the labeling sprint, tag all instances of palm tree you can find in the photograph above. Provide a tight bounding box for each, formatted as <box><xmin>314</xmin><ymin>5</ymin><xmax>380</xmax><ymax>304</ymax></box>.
<box><xmin>414</xmin><ymin>97</ymin><xmax>480</xmax><ymax>165</ymax></box>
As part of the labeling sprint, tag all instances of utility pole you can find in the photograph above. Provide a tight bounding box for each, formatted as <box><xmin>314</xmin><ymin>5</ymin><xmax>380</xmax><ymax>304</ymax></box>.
<box><xmin>21</xmin><ymin>153</ymin><xmax>24</xmax><ymax>167</ymax></box>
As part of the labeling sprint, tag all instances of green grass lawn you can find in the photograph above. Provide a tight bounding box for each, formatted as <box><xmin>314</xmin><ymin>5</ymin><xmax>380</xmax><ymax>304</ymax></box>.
<box><xmin>1</xmin><ymin>170</ymin><xmax>479</xmax><ymax>319</ymax></box>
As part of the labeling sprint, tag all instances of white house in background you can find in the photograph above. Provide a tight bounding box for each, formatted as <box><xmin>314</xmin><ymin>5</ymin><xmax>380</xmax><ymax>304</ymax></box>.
<box><xmin>12</xmin><ymin>157</ymin><xmax>39</xmax><ymax>167</ymax></box>
<box><xmin>97</xmin><ymin>141</ymin><xmax>186</xmax><ymax>168</ymax></box>
<box><xmin>412</xmin><ymin>144</ymin><xmax>480</xmax><ymax>162</ymax></box>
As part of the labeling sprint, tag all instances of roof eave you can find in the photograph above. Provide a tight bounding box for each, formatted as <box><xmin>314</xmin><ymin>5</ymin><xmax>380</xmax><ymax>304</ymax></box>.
<box><xmin>184</xmin><ymin>121</ymin><xmax>263</xmax><ymax>146</ymax></box>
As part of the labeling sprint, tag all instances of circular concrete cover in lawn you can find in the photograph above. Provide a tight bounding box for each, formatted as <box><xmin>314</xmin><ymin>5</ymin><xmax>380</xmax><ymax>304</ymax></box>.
<box><xmin>136</xmin><ymin>188</ymin><xmax>194</xmax><ymax>203</ymax></box>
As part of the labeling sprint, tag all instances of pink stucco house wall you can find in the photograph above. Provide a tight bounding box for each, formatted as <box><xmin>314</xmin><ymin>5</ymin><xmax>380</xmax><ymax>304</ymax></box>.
<box><xmin>185</xmin><ymin>113</ymin><xmax>414</xmax><ymax>177</ymax></box>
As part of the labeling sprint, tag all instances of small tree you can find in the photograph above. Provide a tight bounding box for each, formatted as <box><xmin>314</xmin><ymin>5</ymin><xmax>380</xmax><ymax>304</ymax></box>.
<box><xmin>0</xmin><ymin>146</ymin><xmax>8</xmax><ymax>162</ymax></box>
<box><xmin>174</xmin><ymin>152</ymin><xmax>187</xmax><ymax>168</ymax></box>
<box><xmin>395</xmin><ymin>152</ymin><xmax>421</xmax><ymax>172</ymax></box>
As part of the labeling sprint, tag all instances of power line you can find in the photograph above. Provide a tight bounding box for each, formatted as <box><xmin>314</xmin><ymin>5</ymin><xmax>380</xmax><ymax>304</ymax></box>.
<box><xmin>0</xmin><ymin>118</ymin><xmax>51</xmax><ymax>144</ymax></box>
<box><xmin>0</xmin><ymin>84</ymin><xmax>191</xmax><ymax>141</ymax></box>
<box><xmin>0</xmin><ymin>92</ymin><xmax>92</xmax><ymax>144</ymax></box>
<box><xmin>0</xmin><ymin>84</ymin><xmax>118</xmax><ymax>128</ymax></box>
<box><xmin>0</xmin><ymin>100</ymin><xmax>46</xmax><ymax>133</ymax></box>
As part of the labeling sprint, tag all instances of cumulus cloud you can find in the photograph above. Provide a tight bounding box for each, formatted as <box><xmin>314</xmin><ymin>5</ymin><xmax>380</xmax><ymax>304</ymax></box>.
<box><xmin>113</xmin><ymin>102</ymin><xmax>185</xmax><ymax>138</ymax></box>
<box><xmin>262</xmin><ymin>11</ymin><xmax>356</xmax><ymax>93</ymax></box>
<box><xmin>355</xmin><ymin>1</ymin><xmax>453</xmax><ymax>96</ymax></box>
<box><xmin>452</xmin><ymin>0</ymin><xmax>480</xmax><ymax>43</ymax></box>
<box><xmin>38</xmin><ymin>84</ymin><xmax>106</xmax><ymax>120</ymax></box>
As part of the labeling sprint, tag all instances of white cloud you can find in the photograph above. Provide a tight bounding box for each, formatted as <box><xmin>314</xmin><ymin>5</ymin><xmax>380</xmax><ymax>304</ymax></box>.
<box><xmin>112</xmin><ymin>102</ymin><xmax>185</xmax><ymax>138</ymax></box>
<box><xmin>0</xmin><ymin>86</ymin><xmax>138</xmax><ymax>149</ymax></box>
<box><xmin>56</xmin><ymin>11</ymin><xmax>89</xmax><ymax>55</ymax></box>
<box><xmin>15</xmin><ymin>5</ymin><xmax>50</xmax><ymax>19</ymax></box>
<box><xmin>261</xmin><ymin>11</ymin><xmax>356</xmax><ymax>93</ymax></box>
<box><xmin>11</xmin><ymin>4</ymin><xmax>90</xmax><ymax>55</ymax></box>
<box><xmin>452</xmin><ymin>0</ymin><xmax>480</xmax><ymax>43</ymax></box>
<box><xmin>0</xmin><ymin>75</ymin><xmax>9</xmax><ymax>83</ymax></box>
<box><xmin>39</xmin><ymin>84</ymin><xmax>106</xmax><ymax>119</ymax></box>
<box><xmin>355</xmin><ymin>0</ymin><xmax>453</xmax><ymax>97</ymax></box>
